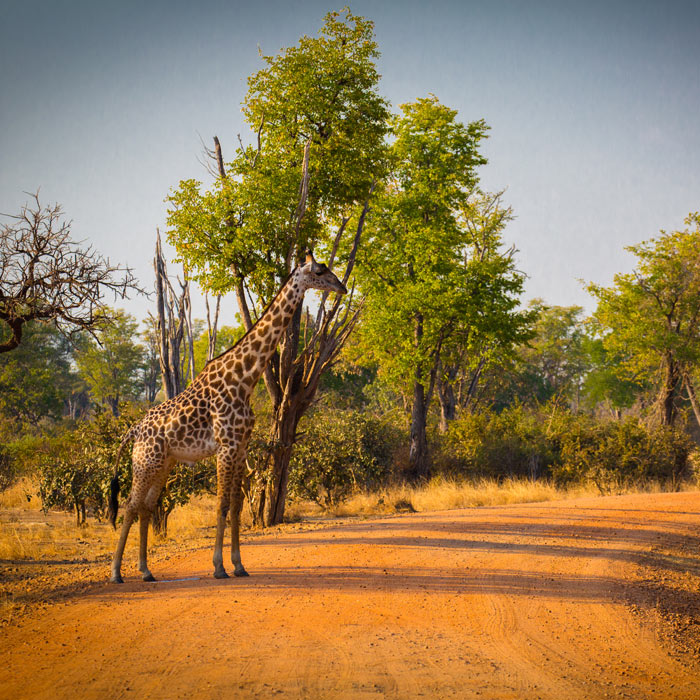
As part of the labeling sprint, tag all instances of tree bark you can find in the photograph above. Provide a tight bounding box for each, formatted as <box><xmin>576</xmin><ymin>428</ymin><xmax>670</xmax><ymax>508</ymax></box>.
<box><xmin>107</xmin><ymin>396</ymin><xmax>120</xmax><ymax>418</ymax></box>
<box><xmin>408</xmin><ymin>312</ymin><xmax>430</xmax><ymax>479</ymax></box>
<box><xmin>683</xmin><ymin>373</ymin><xmax>700</xmax><ymax>428</ymax></box>
<box><xmin>437</xmin><ymin>364</ymin><xmax>457</xmax><ymax>433</ymax></box>
<box><xmin>409</xmin><ymin>378</ymin><xmax>430</xmax><ymax>480</ymax></box>
<box><xmin>661</xmin><ymin>356</ymin><xmax>681</xmax><ymax>426</ymax></box>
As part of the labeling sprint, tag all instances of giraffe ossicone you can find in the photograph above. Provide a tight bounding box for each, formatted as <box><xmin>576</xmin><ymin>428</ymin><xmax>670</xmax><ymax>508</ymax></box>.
<box><xmin>108</xmin><ymin>252</ymin><xmax>347</xmax><ymax>583</ymax></box>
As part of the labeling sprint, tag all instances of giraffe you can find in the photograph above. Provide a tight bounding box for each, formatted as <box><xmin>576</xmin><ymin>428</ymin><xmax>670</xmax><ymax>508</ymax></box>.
<box><xmin>108</xmin><ymin>251</ymin><xmax>347</xmax><ymax>583</ymax></box>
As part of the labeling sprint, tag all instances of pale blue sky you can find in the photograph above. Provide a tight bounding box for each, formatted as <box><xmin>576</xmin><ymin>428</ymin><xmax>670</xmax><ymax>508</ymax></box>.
<box><xmin>1</xmin><ymin>0</ymin><xmax>699</xmax><ymax>324</ymax></box>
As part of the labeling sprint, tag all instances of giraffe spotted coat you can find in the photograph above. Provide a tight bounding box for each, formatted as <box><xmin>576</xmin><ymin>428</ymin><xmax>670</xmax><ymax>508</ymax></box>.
<box><xmin>109</xmin><ymin>254</ymin><xmax>346</xmax><ymax>583</ymax></box>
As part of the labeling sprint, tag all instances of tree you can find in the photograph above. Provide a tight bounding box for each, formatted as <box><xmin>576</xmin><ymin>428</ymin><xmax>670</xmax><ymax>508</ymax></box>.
<box><xmin>589</xmin><ymin>213</ymin><xmax>700</xmax><ymax>426</ymax></box>
<box><xmin>0</xmin><ymin>322</ymin><xmax>77</xmax><ymax>424</ymax></box>
<box><xmin>581</xmin><ymin>337</ymin><xmax>647</xmax><ymax>418</ymax></box>
<box><xmin>0</xmin><ymin>192</ymin><xmax>141</xmax><ymax>353</ymax></box>
<box><xmin>358</xmin><ymin>97</ymin><xmax>527</xmax><ymax>478</ymax></box>
<box><xmin>432</xmin><ymin>192</ymin><xmax>534</xmax><ymax>429</ymax></box>
<box><xmin>141</xmin><ymin>316</ymin><xmax>162</xmax><ymax>404</ymax></box>
<box><xmin>167</xmin><ymin>9</ymin><xmax>389</xmax><ymax>525</ymax></box>
<box><xmin>491</xmin><ymin>302</ymin><xmax>588</xmax><ymax>411</ymax></box>
<box><xmin>153</xmin><ymin>230</ymin><xmax>196</xmax><ymax>400</ymax></box>
<box><xmin>75</xmin><ymin>310</ymin><xmax>147</xmax><ymax>416</ymax></box>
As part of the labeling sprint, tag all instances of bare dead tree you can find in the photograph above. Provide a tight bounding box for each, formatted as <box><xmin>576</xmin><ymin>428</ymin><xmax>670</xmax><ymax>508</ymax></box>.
<box><xmin>153</xmin><ymin>229</ymin><xmax>195</xmax><ymax>399</ymax></box>
<box><xmin>205</xmin><ymin>292</ymin><xmax>222</xmax><ymax>362</ymax></box>
<box><xmin>0</xmin><ymin>192</ymin><xmax>142</xmax><ymax>352</ymax></box>
<box><xmin>152</xmin><ymin>230</ymin><xmax>198</xmax><ymax>535</ymax></box>
<box><xmin>142</xmin><ymin>313</ymin><xmax>162</xmax><ymax>403</ymax></box>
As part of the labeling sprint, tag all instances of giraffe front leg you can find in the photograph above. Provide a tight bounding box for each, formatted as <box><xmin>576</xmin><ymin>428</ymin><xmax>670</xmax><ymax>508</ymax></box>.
<box><xmin>213</xmin><ymin>448</ymin><xmax>234</xmax><ymax>579</ymax></box>
<box><xmin>230</xmin><ymin>462</ymin><xmax>249</xmax><ymax>577</ymax></box>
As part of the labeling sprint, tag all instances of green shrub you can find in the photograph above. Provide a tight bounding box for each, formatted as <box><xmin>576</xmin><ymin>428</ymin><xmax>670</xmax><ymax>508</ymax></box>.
<box><xmin>440</xmin><ymin>404</ymin><xmax>559</xmax><ymax>479</ymax></box>
<box><xmin>0</xmin><ymin>422</ymin><xmax>61</xmax><ymax>492</ymax></box>
<box><xmin>555</xmin><ymin>418</ymin><xmax>693</xmax><ymax>491</ymax></box>
<box><xmin>36</xmin><ymin>407</ymin><xmax>144</xmax><ymax>524</ymax></box>
<box><xmin>442</xmin><ymin>407</ymin><xmax>693</xmax><ymax>491</ymax></box>
<box><xmin>36</xmin><ymin>404</ymin><xmax>217</xmax><ymax>530</ymax></box>
<box><xmin>288</xmin><ymin>410</ymin><xmax>400</xmax><ymax>508</ymax></box>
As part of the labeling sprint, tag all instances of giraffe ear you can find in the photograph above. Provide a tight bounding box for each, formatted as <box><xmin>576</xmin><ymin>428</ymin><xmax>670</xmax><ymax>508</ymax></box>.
<box><xmin>305</xmin><ymin>249</ymin><xmax>315</xmax><ymax>265</ymax></box>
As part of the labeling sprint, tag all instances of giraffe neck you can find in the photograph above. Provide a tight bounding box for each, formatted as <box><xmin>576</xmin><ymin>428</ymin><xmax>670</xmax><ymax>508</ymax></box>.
<box><xmin>226</xmin><ymin>268</ymin><xmax>305</xmax><ymax>386</ymax></box>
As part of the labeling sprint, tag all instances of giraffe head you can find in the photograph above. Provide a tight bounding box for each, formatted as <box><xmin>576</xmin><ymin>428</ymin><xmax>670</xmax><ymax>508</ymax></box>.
<box><xmin>299</xmin><ymin>250</ymin><xmax>347</xmax><ymax>294</ymax></box>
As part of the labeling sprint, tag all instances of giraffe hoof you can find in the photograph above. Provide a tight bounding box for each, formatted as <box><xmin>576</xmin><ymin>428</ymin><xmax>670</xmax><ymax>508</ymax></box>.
<box><xmin>110</xmin><ymin>574</ymin><xmax>124</xmax><ymax>584</ymax></box>
<box><xmin>214</xmin><ymin>570</ymin><xmax>230</xmax><ymax>579</ymax></box>
<box><xmin>142</xmin><ymin>573</ymin><xmax>156</xmax><ymax>582</ymax></box>
<box><xmin>234</xmin><ymin>568</ymin><xmax>250</xmax><ymax>578</ymax></box>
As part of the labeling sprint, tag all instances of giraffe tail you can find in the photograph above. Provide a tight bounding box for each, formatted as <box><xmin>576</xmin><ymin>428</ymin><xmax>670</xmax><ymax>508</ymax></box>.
<box><xmin>108</xmin><ymin>426</ymin><xmax>137</xmax><ymax>529</ymax></box>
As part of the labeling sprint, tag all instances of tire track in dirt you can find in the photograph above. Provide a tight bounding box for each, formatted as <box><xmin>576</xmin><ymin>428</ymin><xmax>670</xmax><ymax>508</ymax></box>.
<box><xmin>2</xmin><ymin>492</ymin><xmax>700</xmax><ymax>699</ymax></box>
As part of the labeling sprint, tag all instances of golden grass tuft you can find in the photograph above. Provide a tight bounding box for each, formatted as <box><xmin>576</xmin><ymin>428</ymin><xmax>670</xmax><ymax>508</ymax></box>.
<box><xmin>328</xmin><ymin>477</ymin><xmax>598</xmax><ymax>518</ymax></box>
<box><xmin>0</xmin><ymin>477</ymin><xmax>42</xmax><ymax>510</ymax></box>
<box><xmin>166</xmin><ymin>494</ymin><xmax>218</xmax><ymax>540</ymax></box>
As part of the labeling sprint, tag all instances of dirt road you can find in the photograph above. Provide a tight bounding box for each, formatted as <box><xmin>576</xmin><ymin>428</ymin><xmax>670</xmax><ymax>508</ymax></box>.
<box><xmin>2</xmin><ymin>492</ymin><xmax>700</xmax><ymax>699</ymax></box>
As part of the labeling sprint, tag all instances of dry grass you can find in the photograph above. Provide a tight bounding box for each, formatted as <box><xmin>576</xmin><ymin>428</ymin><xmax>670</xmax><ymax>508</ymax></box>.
<box><xmin>0</xmin><ymin>477</ymin><xmax>42</xmax><ymax>510</ymax></box>
<box><xmin>2</xmin><ymin>476</ymin><xmax>695</xmax><ymax>563</ymax></box>
<box><xmin>0</xmin><ymin>517</ymin><xmax>116</xmax><ymax>561</ymax></box>
<box><xmin>323</xmin><ymin>477</ymin><xmax>685</xmax><ymax>518</ymax></box>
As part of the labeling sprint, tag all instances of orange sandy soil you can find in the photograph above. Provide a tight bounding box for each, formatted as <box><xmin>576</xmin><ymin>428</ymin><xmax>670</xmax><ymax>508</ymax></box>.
<box><xmin>1</xmin><ymin>492</ymin><xmax>700</xmax><ymax>699</ymax></box>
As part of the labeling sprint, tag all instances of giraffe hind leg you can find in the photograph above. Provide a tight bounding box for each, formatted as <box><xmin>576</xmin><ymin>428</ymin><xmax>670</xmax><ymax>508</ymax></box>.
<box><xmin>110</xmin><ymin>499</ymin><xmax>137</xmax><ymax>584</ymax></box>
<box><xmin>138</xmin><ymin>513</ymin><xmax>156</xmax><ymax>582</ymax></box>
<box><xmin>110</xmin><ymin>445</ymin><xmax>166</xmax><ymax>584</ymax></box>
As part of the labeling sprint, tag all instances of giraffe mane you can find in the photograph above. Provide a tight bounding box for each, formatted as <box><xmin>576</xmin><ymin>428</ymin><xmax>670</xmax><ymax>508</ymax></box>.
<box><xmin>203</xmin><ymin>267</ymin><xmax>299</xmax><ymax>368</ymax></box>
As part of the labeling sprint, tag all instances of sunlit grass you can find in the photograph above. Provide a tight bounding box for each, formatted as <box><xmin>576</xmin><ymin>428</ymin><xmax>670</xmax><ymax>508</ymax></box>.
<box><xmin>323</xmin><ymin>476</ymin><xmax>697</xmax><ymax>518</ymax></box>
<box><xmin>2</xmin><ymin>476</ymin><xmax>696</xmax><ymax>563</ymax></box>
<box><xmin>323</xmin><ymin>477</ymin><xmax>585</xmax><ymax>517</ymax></box>
<box><xmin>0</xmin><ymin>477</ymin><xmax>42</xmax><ymax>510</ymax></box>
<box><xmin>0</xmin><ymin>517</ymin><xmax>115</xmax><ymax>561</ymax></box>
<box><xmin>166</xmin><ymin>494</ymin><xmax>217</xmax><ymax>539</ymax></box>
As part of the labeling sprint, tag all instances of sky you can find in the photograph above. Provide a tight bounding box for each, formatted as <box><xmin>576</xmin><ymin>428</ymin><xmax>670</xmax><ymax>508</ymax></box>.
<box><xmin>1</xmin><ymin>0</ymin><xmax>699</xmax><ymax>326</ymax></box>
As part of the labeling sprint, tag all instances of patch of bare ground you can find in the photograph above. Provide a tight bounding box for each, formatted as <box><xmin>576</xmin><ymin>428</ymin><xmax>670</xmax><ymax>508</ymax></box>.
<box><xmin>626</xmin><ymin>534</ymin><xmax>700</xmax><ymax>660</ymax></box>
<box><xmin>1</xmin><ymin>491</ymin><xmax>699</xmax><ymax>699</ymax></box>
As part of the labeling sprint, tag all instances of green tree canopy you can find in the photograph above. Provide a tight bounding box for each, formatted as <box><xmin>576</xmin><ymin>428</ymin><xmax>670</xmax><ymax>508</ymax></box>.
<box><xmin>0</xmin><ymin>322</ymin><xmax>77</xmax><ymax>424</ymax></box>
<box><xmin>589</xmin><ymin>213</ymin><xmax>700</xmax><ymax>425</ymax></box>
<box><xmin>167</xmin><ymin>8</ymin><xmax>389</xmax><ymax>300</ymax></box>
<box><xmin>358</xmin><ymin>97</ymin><xmax>529</xmax><ymax>476</ymax></box>
<box><xmin>75</xmin><ymin>310</ymin><xmax>147</xmax><ymax>416</ymax></box>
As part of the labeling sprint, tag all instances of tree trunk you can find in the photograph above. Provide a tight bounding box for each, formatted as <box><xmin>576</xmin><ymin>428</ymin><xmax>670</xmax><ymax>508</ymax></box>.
<box><xmin>151</xmin><ymin>505</ymin><xmax>170</xmax><ymax>537</ymax></box>
<box><xmin>263</xmin><ymin>402</ymin><xmax>302</xmax><ymax>526</ymax></box>
<box><xmin>107</xmin><ymin>396</ymin><xmax>120</xmax><ymax>417</ymax></box>
<box><xmin>684</xmin><ymin>374</ymin><xmax>700</xmax><ymax>428</ymax></box>
<box><xmin>661</xmin><ymin>357</ymin><xmax>681</xmax><ymax>426</ymax></box>
<box><xmin>408</xmin><ymin>378</ymin><xmax>430</xmax><ymax>480</ymax></box>
<box><xmin>437</xmin><ymin>365</ymin><xmax>457</xmax><ymax>433</ymax></box>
